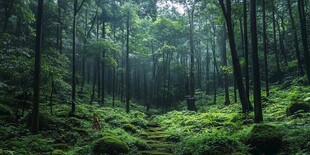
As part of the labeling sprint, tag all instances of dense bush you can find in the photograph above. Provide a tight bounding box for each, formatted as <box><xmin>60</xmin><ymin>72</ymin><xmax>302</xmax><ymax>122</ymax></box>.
<box><xmin>175</xmin><ymin>133</ymin><xmax>245</xmax><ymax>155</ymax></box>
<box><xmin>0</xmin><ymin>104</ymin><xmax>15</xmax><ymax>122</ymax></box>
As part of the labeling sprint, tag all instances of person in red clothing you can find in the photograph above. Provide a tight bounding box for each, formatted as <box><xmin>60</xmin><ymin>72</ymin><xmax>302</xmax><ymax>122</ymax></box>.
<box><xmin>92</xmin><ymin>113</ymin><xmax>101</xmax><ymax>130</ymax></box>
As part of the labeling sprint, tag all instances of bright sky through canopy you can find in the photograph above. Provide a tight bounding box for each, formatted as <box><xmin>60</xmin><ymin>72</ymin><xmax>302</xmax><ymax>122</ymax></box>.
<box><xmin>157</xmin><ymin>1</ymin><xmax>185</xmax><ymax>15</ymax></box>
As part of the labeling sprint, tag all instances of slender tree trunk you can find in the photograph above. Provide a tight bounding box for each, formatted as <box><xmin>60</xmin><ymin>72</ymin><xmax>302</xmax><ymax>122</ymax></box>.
<box><xmin>31</xmin><ymin>0</ymin><xmax>44</xmax><ymax>134</ymax></box>
<box><xmin>2</xmin><ymin>0</ymin><xmax>14</xmax><ymax>33</ymax></box>
<box><xmin>90</xmin><ymin>60</ymin><xmax>98</xmax><ymax>104</ymax></box>
<box><xmin>189</xmin><ymin>10</ymin><xmax>195</xmax><ymax>97</ymax></box>
<box><xmin>71</xmin><ymin>0</ymin><xmax>77</xmax><ymax>115</ymax></box>
<box><xmin>250</xmin><ymin>0</ymin><xmax>263</xmax><ymax>123</ymax></box>
<box><xmin>212</xmin><ymin>31</ymin><xmax>217</xmax><ymax>105</ymax></box>
<box><xmin>222</xmin><ymin>25</ymin><xmax>230</xmax><ymax>105</ymax></box>
<box><xmin>219</xmin><ymin>0</ymin><xmax>251</xmax><ymax>112</ymax></box>
<box><xmin>101</xmin><ymin>19</ymin><xmax>106</xmax><ymax>106</ymax></box>
<box><xmin>71</xmin><ymin>0</ymin><xmax>85</xmax><ymax>114</ymax></box>
<box><xmin>262</xmin><ymin>0</ymin><xmax>269</xmax><ymax>96</ymax></box>
<box><xmin>205</xmin><ymin>44</ymin><xmax>210</xmax><ymax>95</ymax></box>
<box><xmin>234</xmin><ymin>78</ymin><xmax>237</xmax><ymax>103</ymax></box>
<box><xmin>272</xmin><ymin>7</ymin><xmax>281</xmax><ymax>73</ymax></box>
<box><xmin>287</xmin><ymin>0</ymin><xmax>303</xmax><ymax>75</ymax></box>
<box><xmin>49</xmin><ymin>76</ymin><xmax>55</xmax><ymax>115</ymax></box>
<box><xmin>243</xmin><ymin>0</ymin><xmax>250</xmax><ymax>101</ymax></box>
<box><xmin>125</xmin><ymin>12</ymin><xmax>130</xmax><ymax>113</ymax></box>
<box><xmin>298</xmin><ymin>0</ymin><xmax>310</xmax><ymax>84</ymax></box>
<box><xmin>57</xmin><ymin>0</ymin><xmax>62</xmax><ymax>54</ymax></box>
<box><xmin>278</xmin><ymin>18</ymin><xmax>288</xmax><ymax>66</ymax></box>
<box><xmin>188</xmin><ymin>8</ymin><xmax>197</xmax><ymax>111</ymax></box>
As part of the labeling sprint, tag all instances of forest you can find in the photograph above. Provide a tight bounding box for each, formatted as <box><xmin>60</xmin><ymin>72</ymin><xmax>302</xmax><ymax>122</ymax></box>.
<box><xmin>0</xmin><ymin>0</ymin><xmax>310</xmax><ymax>154</ymax></box>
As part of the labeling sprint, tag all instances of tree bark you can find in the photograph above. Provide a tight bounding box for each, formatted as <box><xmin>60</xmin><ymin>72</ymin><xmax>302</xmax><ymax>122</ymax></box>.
<box><xmin>219</xmin><ymin>0</ymin><xmax>251</xmax><ymax>112</ymax></box>
<box><xmin>298</xmin><ymin>0</ymin><xmax>310</xmax><ymax>84</ymax></box>
<box><xmin>125</xmin><ymin>12</ymin><xmax>130</xmax><ymax>113</ymax></box>
<box><xmin>262</xmin><ymin>0</ymin><xmax>269</xmax><ymax>96</ymax></box>
<box><xmin>272</xmin><ymin>6</ymin><xmax>281</xmax><ymax>73</ymax></box>
<box><xmin>71</xmin><ymin>0</ymin><xmax>85</xmax><ymax>114</ymax></box>
<box><xmin>243</xmin><ymin>0</ymin><xmax>250</xmax><ymax>101</ymax></box>
<box><xmin>287</xmin><ymin>0</ymin><xmax>303</xmax><ymax>75</ymax></box>
<box><xmin>250</xmin><ymin>0</ymin><xmax>263</xmax><ymax>123</ymax></box>
<box><xmin>222</xmin><ymin>25</ymin><xmax>230</xmax><ymax>105</ymax></box>
<box><xmin>32</xmin><ymin>0</ymin><xmax>44</xmax><ymax>134</ymax></box>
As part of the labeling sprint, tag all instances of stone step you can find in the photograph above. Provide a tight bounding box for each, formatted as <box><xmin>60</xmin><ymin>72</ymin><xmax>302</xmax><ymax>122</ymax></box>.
<box><xmin>139</xmin><ymin>150</ymin><xmax>174</xmax><ymax>155</ymax></box>
<box><xmin>147</xmin><ymin>123</ymin><xmax>161</xmax><ymax>128</ymax></box>
<box><xmin>147</xmin><ymin>135</ymin><xmax>167</xmax><ymax>140</ymax></box>
<box><xmin>146</xmin><ymin>128</ymin><xmax>164</xmax><ymax>132</ymax></box>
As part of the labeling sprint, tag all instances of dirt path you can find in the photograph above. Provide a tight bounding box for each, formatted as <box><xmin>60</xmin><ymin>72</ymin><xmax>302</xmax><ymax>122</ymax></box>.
<box><xmin>138</xmin><ymin>123</ymin><xmax>174</xmax><ymax>155</ymax></box>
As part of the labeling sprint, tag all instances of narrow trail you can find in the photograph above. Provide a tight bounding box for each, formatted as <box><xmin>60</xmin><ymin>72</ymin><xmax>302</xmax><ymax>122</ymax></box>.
<box><xmin>138</xmin><ymin>122</ymin><xmax>175</xmax><ymax>155</ymax></box>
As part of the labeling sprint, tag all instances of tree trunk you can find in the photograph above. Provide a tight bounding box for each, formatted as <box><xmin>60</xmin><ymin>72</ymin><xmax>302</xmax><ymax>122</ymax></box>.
<box><xmin>298</xmin><ymin>0</ymin><xmax>310</xmax><ymax>84</ymax></box>
<box><xmin>101</xmin><ymin>19</ymin><xmax>106</xmax><ymax>106</ymax></box>
<box><xmin>262</xmin><ymin>0</ymin><xmax>269</xmax><ymax>96</ymax></box>
<box><xmin>188</xmin><ymin>8</ymin><xmax>197</xmax><ymax>111</ymax></box>
<box><xmin>287</xmin><ymin>0</ymin><xmax>303</xmax><ymax>75</ymax></box>
<box><xmin>222</xmin><ymin>25</ymin><xmax>230</xmax><ymax>105</ymax></box>
<box><xmin>250</xmin><ymin>0</ymin><xmax>263</xmax><ymax>123</ymax></box>
<box><xmin>125</xmin><ymin>12</ymin><xmax>130</xmax><ymax>113</ymax></box>
<box><xmin>31</xmin><ymin>0</ymin><xmax>44</xmax><ymax>134</ymax></box>
<box><xmin>219</xmin><ymin>0</ymin><xmax>251</xmax><ymax>112</ymax></box>
<box><xmin>272</xmin><ymin>6</ymin><xmax>281</xmax><ymax>73</ymax></box>
<box><xmin>2</xmin><ymin>0</ymin><xmax>14</xmax><ymax>33</ymax></box>
<box><xmin>90</xmin><ymin>60</ymin><xmax>98</xmax><ymax>104</ymax></box>
<box><xmin>243</xmin><ymin>0</ymin><xmax>250</xmax><ymax>101</ymax></box>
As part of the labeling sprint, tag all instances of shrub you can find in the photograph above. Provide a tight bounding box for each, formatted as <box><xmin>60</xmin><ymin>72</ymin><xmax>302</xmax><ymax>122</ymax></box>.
<box><xmin>92</xmin><ymin>136</ymin><xmax>129</xmax><ymax>155</ymax></box>
<box><xmin>0</xmin><ymin>104</ymin><xmax>15</xmax><ymax>121</ymax></box>
<box><xmin>51</xmin><ymin>150</ymin><xmax>64</xmax><ymax>155</ymax></box>
<box><xmin>24</xmin><ymin>112</ymin><xmax>54</xmax><ymax>130</ymax></box>
<box><xmin>65</xmin><ymin>117</ymin><xmax>82</xmax><ymax>128</ymax></box>
<box><xmin>283</xmin><ymin>127</ymin><xmax>310</xmax><ymax>153</ymax></box>
<box><xmin>123</xmin><ymin>124</ymin><xmax>137</xmax><ymax>133</ymax></box>
<box><xmin>0</xmin><ymin>149</ymin><xmax>13</xmax><ymax>155</ymax></box>
<box><xmin>175</xmin><ymin>133</ymin><xmax>243</xmax><ymax>155</ymax></box>
<box><xmin>247</xmin><ymin>124</ymin><xmax>283</xmax><ymax>154</ymax></box>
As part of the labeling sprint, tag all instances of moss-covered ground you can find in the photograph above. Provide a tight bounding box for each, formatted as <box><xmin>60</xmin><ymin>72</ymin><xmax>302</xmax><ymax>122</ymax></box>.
<box><xmin>0</xmin><ymin>77</ymin><xmax>309</xmax><ymax>155</ymax></box>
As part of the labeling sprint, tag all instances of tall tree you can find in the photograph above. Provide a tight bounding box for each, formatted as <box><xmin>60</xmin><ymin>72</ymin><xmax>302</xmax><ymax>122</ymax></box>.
<box><xmin>125</xmin><ymin>10</ymin><xmax>130</xmax><ymax>113</ymax></box>
<box><xmin>298</xmin><ymin>0</ymin><xmax>310</xmax><ymax>84</ymax></box>
<box><xmin>222</xmin><ymin>25</ymin><xmax>230</xmax><ymax>105</ymax></box>
<box><xmin>243</xmin><ymin>0</ymin><xmax>250</xmax><ymax>100</ymax></box>
<box><xmin>31</xmin><ymin>0</ymin><xmax>44</xmax><ymax>134</ymax></box>
<box><xmin>187</xmin><ymin>3</ymin><xmax>197</xmax><ymax>111</ymax></box>
<box><xmin>262</xmin><ymin>0</ymin><xmax>269</xmax><ymax>96</ymax></box>
<box><xmin>272</xmin><ymin>3</ymin><xmax>281</xmax><ymax>73</ymax></box>
<box><xmin>71</xmin><ymin>0</ymin><xmax>85</xmax><ymax>114</ymax></box>
<box><xmin>2</xmin><ymin>0</ymin><xmax>14</xmax><ymax>33</ymax></box>
<box><xmin>287</xmin><ymin>0</ymin><xmax>303</xmax><ymax>75</ymax></box>
<box><xmin>250</xmin><ymin>0</ymin><xmax>263</xmax><ymax>123</ymax></box>
<box><xmin>219</xmin><ymin>0</ymin><xmax>251</xmax><ymax>112</ymax></box>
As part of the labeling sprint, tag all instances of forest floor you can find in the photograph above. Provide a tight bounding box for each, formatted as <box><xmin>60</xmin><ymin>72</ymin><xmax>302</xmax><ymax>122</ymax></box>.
<box><xmin>0</xmin><ymin>77</ymin><xmax>310</xmax><ymax>155</ymax></box>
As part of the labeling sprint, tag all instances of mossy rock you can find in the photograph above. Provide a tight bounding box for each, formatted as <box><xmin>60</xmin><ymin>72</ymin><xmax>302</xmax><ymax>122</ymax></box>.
<box><xmin>0</xmin><ymin>104</ymin><xmax>15</xmax><ymax>121</ymax></box>
<box><xmin>24</xmin><ymin>112</ymin><xmax>54</xmax><ymax>130</ymax></box>
<box><xmin>123</xmin><ymin>124</ymin><xmax>137</xmax><ymax>133</ymax></box>
<box><xmin>247</xmin><ymin>124</ymin><xmax>283</xmax><ymax>154</ymax></box>
<box><xmin>51</xmin><ymin>150</ymin><xmax>64</xmax><ymax>155</ymax></box>
<box><xmin>92</xmin><ymin>136</ymin><xmax>129</xmax><ymax>155</ymax></box>
<box><xmin>286</xmin><ymin>101</ymin><xmax>310</xmax><ymax>116</ymax></box>
<box><xmin>0</xmin><ymin>149</ymin><xmax>14</xmax><ymax>155</ymax></box>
